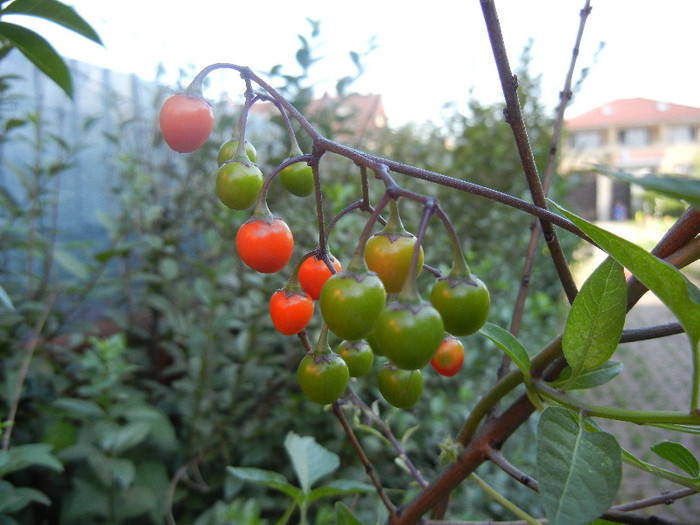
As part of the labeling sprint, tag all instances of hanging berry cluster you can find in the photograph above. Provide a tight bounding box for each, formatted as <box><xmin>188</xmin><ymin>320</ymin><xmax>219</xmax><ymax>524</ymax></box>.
<box><xmin>158</xmin><ymin>64</ymin><xmax>490</xmax><ymax>409</ymax></box>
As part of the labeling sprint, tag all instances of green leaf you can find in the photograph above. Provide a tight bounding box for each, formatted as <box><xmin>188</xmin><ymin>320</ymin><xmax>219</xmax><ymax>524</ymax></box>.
<box><xmin>551</xmin><ymin>361</ymin><xmax>623</xmax><ymax>390</ymax></box>
<box><xmin>552</xmin><ymin>201</ymin><xmax>700</xmax><ymax>352</ymax></box>
<box><xmin>0</xmin><ymin>21</ymin><xmax>72</xmax><ymax>97</ymax></box>
<box><xmin>2</xmin><ymin>0</ymin><xmax>102</xmax><ymax>45</ymax></box>
<box><xmin>3</xmin><ymin>117</ymin><xmax>25</xmax><ymax>133</ymax></box>
<box><xmin>622</xmin><ymin>448</ymin><xmax>700</xmax><ymax>490</ymax></box>
<box><xmin>537</xmin><ymin>407</ymin><xmax>621</xmax><ymax>525</ymax></box>
<box><xmin>0</xmin><ymin>443</ymin><xmax>63</xmax><ymax>477</ymax></box>
<box><xmin>594</xmin><ymin>165</ymin><xmax>700</xmax><ymax>210</ymax></box>
<box><xmin>563</xmin><ymin>257</ymin><xmax>626</xmax><ymax>375</ymax></box>
<box><xmin>651</xmin><ymin>441</ymin><xmax>700</xmax><ymax>477</ymax></box>
<box><xmin>100</xmin><ymin>422</ymin><xmax>151</xmax><ymax>455</ymax></box>
<box><xmin>116</xmin><ymin>485</ymin><xmax>158</xmax><ymax>521</ymax></box>
<box><xmin>226</xmin><ymin>466</ymin><xmax>300</xmax><ymax>500</ymax></box>
<box><xmin>306</xmin><ymin>479</ymin><xmax>374</xmax><ymax>505</ymax></box>
<box><xmin>335</xmin><ymin>502</ymin><xmax>364</xmax><ymax>525</ymax></box>
<box><xmin>53</xmin><ymin>248</ymin><xmax>90</xmax><ymax>280</ymax></box>
<box><xmin>284</xmin><ymin>432</ymin><xmax>339</xmax><ymax>495</ymax></box>
<box><xmin>0</xmin><ymin>284</ymin><xmax>14</xmax><ymax>310</ymax></box>
<box><xmin>479</xmin><ymin>322</ymin><xmax>530</xmax><ymax>381</ymax></box>
<box><xmin>53</xmin><ymin>397</ymin><xmax>104</xmax><ymax>418</ymax></box>
<box><xmin>60</xmin><ymin>477</ymin><xmax>109</xmax><ymax>521</ymax></box>
<box><xmin>0</xmin><ymin>481</ymin><xmax>50</xmax><ymax>513</ymax></box>
<box><xmin>88</xmin><ymin>453</ymin><xmax>135</xmax><ymax>488</ymax></box>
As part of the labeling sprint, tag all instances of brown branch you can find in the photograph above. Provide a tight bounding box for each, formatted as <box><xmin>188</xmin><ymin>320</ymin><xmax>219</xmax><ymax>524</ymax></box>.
<box><xmin>600</xmin><ymin>510</ymin><xmax>695</xmax><ymax>525</ymax></box>
<box><xmin>488</xmin><ymin>449</ymin><xmax>540</xmax><ymax>492</ymax></box>
<box><xmin>620</xmin><ymin>322</ymin><xmax>684</xmax><ymax>343</ymax></box>
<box><xmin>480</xmin><ymin>0</ymin><xmax>579</xmax><ymax>304</ymax></box>
<box><xmin>346</xmin><ymin>386</ymin><xmax>428</xmax><ymax>488</ymax></box>
<box><xmin>611</xmin><ymin>488</ymin><xmax>699</xmax><ymax>513</ymax></box>
<box><xmin>506</xmin><ymin>0</ymin><xmax>593</xmax><ymax>356</ymax></box>
<box><xmin>332</xmin><ymin>402</ymin><xmax>398</xmax><ymax>520</ymax></box>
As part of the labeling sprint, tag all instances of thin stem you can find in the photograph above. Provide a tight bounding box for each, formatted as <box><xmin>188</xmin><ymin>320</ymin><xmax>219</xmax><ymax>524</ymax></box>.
<box><xmin>348</xmin><ymin>191</ymin><xmax>390</xmax><ymax>269</ymax></box>
<box><xmin>507</xmin><ymin>0</ymin><xmax>592</xmax><ymax>350</ymax></box>
<box><xmin>283</xmin><ymin>252</ymin><xmax>314</xmax><ymax>294</ymax></box>
<box><xmin>2</xmin><ymin>292</ymin><xmax>57</xmax><ymax>451</ymax></box>
<box><xmin>620</xmin><ymin>322</ymin><xmax>684</xmax><ymax>343</ymax></box>
<box><xmin>313</xmin><ymin>324</ymin><xmax>332</xmax><ymax>356</ymax></box>
<box><xmin>252</xmin><ymin>154</ymin><xmax>312</xmax><ymax>220</ymax></box>
<box><xmin>360</xmin><ymin>164</ymin><xmax>371</xmax><ymax>208</ymax></box>
<box><xmin>480</xmin><ymin>0</ymin><xmax>579</xmax><ymax>303</ymax></box>
<box><xmin>398</xmin><ymin>199</ymin><xmax>436</xmax><ymax>302</ymax></box>
<box><xmin>600</xmin><ymin>510</ymin><xmax>691</xmax><ymax>525</ymax></box>
<box><xmin>434</xmin><ymin>205</ymin><xmax>471</xmax><ymax>277</ymax></box>
<box><xmin>347</xmin><ymin>386</ymin><xmax>428</xmax><ymax>488</ymax></box>
<box><xmin>488</xmin><ymin>449</ymin><xmax>539</xmax><ymax>492</ymax></box>
<box><xmin>542</xmin><ymin>0</ymin><xmax>592</xmax><ymax>195</ymax></box>
<box><xmin>611</xmin><ymin>488</ymin><xmax>698</xmax><ymax>512</ymax></box>
<box><xmin>232</xmin><ymin>79</ymin><xmax>256</xmax><ymax>160</ymax></box>
<box><xmin>311</xmin><ymin>159</ymin><xmax>328</xmax><ymax>257</ymax></box>
<box><xmin>332</xmin><ymin>402</ymin><xmax>397</xmax><ymax>520</ymax></box>
<box><xmin>469</xmin><ymin>473</ymin><xmax>541</xmax><ymax>525</ymax></box>
<box><xmin>533</xmin><ymin>379</ymin><xmax>700</xmax><ymax>425</ymax></box>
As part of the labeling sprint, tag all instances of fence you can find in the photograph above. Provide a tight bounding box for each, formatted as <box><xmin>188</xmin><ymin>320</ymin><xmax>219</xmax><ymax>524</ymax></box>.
<box><xmin>1</xmin><ymin>53</ymin><xmax>176</xmax><ymax>244</ymax></box>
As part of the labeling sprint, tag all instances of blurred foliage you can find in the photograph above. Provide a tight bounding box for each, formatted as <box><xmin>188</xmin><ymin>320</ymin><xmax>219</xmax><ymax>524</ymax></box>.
<box><xmin>0</xmin><ymin>19</ymin><xmax>575</xmax><ymax>525</ymax></box>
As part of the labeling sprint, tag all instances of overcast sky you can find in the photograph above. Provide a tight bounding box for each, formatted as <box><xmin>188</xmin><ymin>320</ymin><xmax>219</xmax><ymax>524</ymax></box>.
<box><xmin>12</xmin><ymin>1</ymin><xmax>700</xmax><ymax>126</ymax></box>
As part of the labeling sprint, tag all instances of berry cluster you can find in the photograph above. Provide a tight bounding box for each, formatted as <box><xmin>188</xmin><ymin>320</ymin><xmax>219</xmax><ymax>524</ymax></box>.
<box><xmin>159</xmin><ymin>76</ymin><xmax>490</xmax><ymax>409</ymax></box>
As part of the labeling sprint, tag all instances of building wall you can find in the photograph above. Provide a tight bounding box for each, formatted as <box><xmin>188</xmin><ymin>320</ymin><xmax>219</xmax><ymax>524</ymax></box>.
<box><xmin>561</xmin><ymin>104</ymin><xmax>700</xmax><ymax>220</ymax></box>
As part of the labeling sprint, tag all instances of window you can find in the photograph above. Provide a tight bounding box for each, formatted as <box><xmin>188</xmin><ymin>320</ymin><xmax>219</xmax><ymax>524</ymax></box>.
<box><xmin>666</xmin><ymin>125</ymin><xmax>697</xmax><ymax>144</ymax></box>
<box><xmin>570</xmin><ymin>130</ymin><xmax>602</xmax><ymax>148</ymax></box>
<box><xmin>618</xmin><ymin>127</ymin><xmax>651</xmax><ymax>146</ymax></box>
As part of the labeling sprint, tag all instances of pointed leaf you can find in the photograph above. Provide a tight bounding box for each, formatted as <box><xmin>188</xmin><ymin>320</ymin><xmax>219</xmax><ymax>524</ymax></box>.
<box><xmin>622</xmin><ymin>448</ymin><xmax>700</xmax><ymax>490</ymax></box>
<box><xmin>552</xmin><ymin>201</ymin><xmax>700</xmax><ymax>352</ymax></box>
<box><xmin>479</xmin><ymin>322</ymin><xmax>530</xmax><ymax>381</ymax></box>
<box><xmin>537</xmin><ymin>407</ymin><xmax>621</xmax><ymax>525</ymax></box>
<box><xmin>0</xmin><ymin>443</ymin><xmax>63</xmax><ymax>477</ymax></box>
<box><xmin>0</xmin><ymin>22</ymin><xmax>72</xmax><ymax>97</ymax></box>
<box><xmin>88</xmin><ymin>453</ymin><xmax>135</xmax><ymax>488</ymax></box>
<box><xmin>54</xmin><ymin>248</ymin><xmax>91</xmax><ymax>280</ymax></box>
<box><xmin>53</xmin><ymin>397</ymin><xmax>104</xmax><ymax>418</ymax></box>
<box><xmin>306</xmin><ymin>479</ymin><xmax>374</xmax><ymax>505</ymax></box>
<box><xmin>651</xmin><ymin>441</ymin><xmax>700</xmax><ymax>477</ymax></box>
<box><xmin>0</xmin><ymin>481</ymin><xmax>50</xmax><ymax>513</ymax></box>
<box><xmin>0</xmin><ymin>284</ymin><xmax>14</xmax><ymax>310</ymax></box>
<box><xmin>226</xmin><ymin>466</ymin><xmax>300</xmax><ymax>499</ymax></box>
<box><xmin>100</xmin><ymin>422</ymin><xmax>151</xmax><ymax>455</ymax></box>
<box><xmin>284</xmin><ymin>432</ymin><xmax>339</xmax><ymax>494</ymax></box>
<box><xmin>595</xmin><ymin>166</ymin><xmax>700</xmax><ymax>210</ymax></box>
<box><xmin>551</xmin><ymin>361</ymin><xmax>623</xmax><ymax>390</ymax></box>
<box><xmin>2</xmin><ymin>0</ymin><xmax>102</xmax><ymax>45</ymax></box>
<box><xmin>335</xmin><ymin>502</ymin><xmax>364</xmax><ymax>525</ymax></box>
<box><xmin>563</xmin><ymin>257</ymin><xmax>626</xmax><ymax>375</ymax></box>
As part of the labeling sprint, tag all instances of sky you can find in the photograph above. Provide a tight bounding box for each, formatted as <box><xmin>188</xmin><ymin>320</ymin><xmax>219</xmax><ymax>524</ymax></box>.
<box><xmin>11</xmin><ymin>1</ymin><xmax>700</xmax><ymax>127</ymax></box>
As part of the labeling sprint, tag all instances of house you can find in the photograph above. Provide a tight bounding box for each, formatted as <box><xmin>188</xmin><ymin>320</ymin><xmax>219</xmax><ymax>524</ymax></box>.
<box><xmin>561</xmin><ymin>98</ymin><xmax>700</xmax><ymax>220</ymax></box>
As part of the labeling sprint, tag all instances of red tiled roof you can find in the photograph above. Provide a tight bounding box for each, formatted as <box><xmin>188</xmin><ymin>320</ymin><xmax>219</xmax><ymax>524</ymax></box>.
<box><xmin>566</xmin><ymin>98</ymin><xmax>700</xmax><ymax>129</ymax></box>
